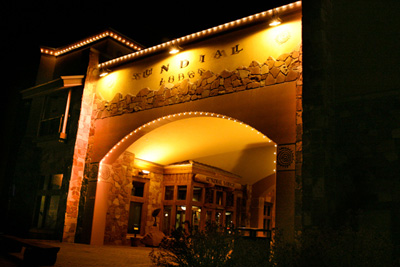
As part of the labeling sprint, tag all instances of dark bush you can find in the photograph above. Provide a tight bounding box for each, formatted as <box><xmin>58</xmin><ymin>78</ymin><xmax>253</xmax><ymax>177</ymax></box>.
<box><xmin>150</xmin><ymin>225</ymin><xmax>397</xmax><ymax>267</ymax></box>
<box><xmin>149</xmin><ymin>223</ymin><xmax>271</xmax><ymax>267</ymax></box>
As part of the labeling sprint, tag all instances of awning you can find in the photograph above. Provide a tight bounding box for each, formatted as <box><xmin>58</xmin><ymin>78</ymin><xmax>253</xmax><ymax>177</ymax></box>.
<box><xmin>21</xmin><ymin>75</ymin><xmax>84</xmax><ymax>99</ymax></box>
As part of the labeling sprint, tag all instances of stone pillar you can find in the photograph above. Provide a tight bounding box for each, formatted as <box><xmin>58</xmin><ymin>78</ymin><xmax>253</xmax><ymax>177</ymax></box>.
<box><xmin>144</xmin><ymin>173</ymin><xmax>163</xmax><ymax>234</ymax></box>
<box><xmin>103</xmin><ymin>152</ymin><xmax>135</xmax><ymax>245</ymax></box>
<box><xmin>63</xmin><ymin>49</ymin><xmax>99</xmax><ymax>242</ymax></box>
<box><xmin>91</xmin><ymin>163</ymin><xmax>113</xmax><ymax>245</ymax></box>
<box><xmin>275</xmin><ymin>144</ymin><xmax>296</xmax><ymax>241</ymax></box>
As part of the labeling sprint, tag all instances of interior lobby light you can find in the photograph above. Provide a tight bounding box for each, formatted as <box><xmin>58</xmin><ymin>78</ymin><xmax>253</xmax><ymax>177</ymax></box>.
<box><xmin>269</xmin><ymin>9</ymin><xmax>282</xmax><ymax>26</ymax></box>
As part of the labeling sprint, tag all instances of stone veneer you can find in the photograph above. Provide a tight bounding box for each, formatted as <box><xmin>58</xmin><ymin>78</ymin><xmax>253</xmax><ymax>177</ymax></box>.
<box><xmin>94</xmin><ymin>47</ymin><xmax>302</xmax><ymax>119</ymax></box>
<box><xmin>63</xmin><ymin>50</ymin><xmax>99</xmax><ymax>242</ymax></box>
<box><xmin>100</xmin><ymin>151</ymin><xmax>163</xmax><ymax>245</ymax></box>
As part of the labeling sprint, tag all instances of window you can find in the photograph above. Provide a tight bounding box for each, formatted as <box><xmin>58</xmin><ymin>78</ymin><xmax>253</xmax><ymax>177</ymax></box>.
<box><xmin>263</xmin><ymin>219</ymin><xmax>271</xmax><ymax>231</ymax></box>
<box><xmin>34</xmin><ymin>174</ymin><xmax>63</xmax><ymax>230</ymax></box>
<box><xmin>164</xmin><ymin>186</ymin><xmax>174</xmax><ymax>200</ymax></box>
<box><xmin>131</xmin><ymin>181</ymin><xmax>145</xmax><ymax>197</ymax></box>
<box><xmin>225</xmin><ymin>211</ymin><xmax>233</xmax><ymax>228</ymax></box>
<box><xmin>264</xmin><ymin>203</ymin><xmax>271</xmax><ymax>216</ymax></box>
<box><xmin>39</xmin><ymin>91</ymin><xmax>68</xmax><ymax>137</ymax></box>
<box><xmin>205</xmin><ymin>188</ymin><xmax>214</xmax><ymax>203</ymax></box>
<box><xmin>192</xmin><ymin>206</ymin><xmax>201</xmax><ymax>230</ymax></box>
<box><xmin>192</xmin><ymin>187</ymin><xmax>202</xmax><ymax>202</ymax></box>
<box><xmin>128</xmin><ymin>202</ymin><xmax>142</xmax><ymax>234</ymax></box>
<box><xmin>215</xmin><ymin>210</ymin><xmax>223</xmax><ymax>225</ymax></box>
<box><xmin>162</xmin><ymin>206</ymin><xmax>172</xmax><ymax>235</ymax></box>
<box><xmin>216</xmin><ymin>191</ymin><xmax>223</xmax><ymax>205</ymax></box>
<box><xmin>226</xmin><ymin>192</ymin><xmax>234</xmax><ymax>207</ymax></box>
<box><xmin>177</xmin><ymin>186</ymin><xmax>187</xmax><ymax>200</ymax></box>
<box><xmin>263</xmin><ymin>202</ymin><xmax>273</xmax><ymax>233</ymax></box>
<box><xmin>175</xmin><ymin>206</ymin><xmax>186</xmax><ymax>229</ymax></box>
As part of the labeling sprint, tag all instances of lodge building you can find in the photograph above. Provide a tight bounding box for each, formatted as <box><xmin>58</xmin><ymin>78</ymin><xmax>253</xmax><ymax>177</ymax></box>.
<box><xmin>8</xmin><ymin>3</ymin><xmax>302</xmax><ymax>245</ymax></box>
<box><xmin>4</xmin><ymin>0</ymin><xmax>399</xmax><ymax>255</ymax></box>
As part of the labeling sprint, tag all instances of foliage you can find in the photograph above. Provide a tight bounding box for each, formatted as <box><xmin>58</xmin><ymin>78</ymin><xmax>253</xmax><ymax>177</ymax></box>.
<box><xmin>150</xmin><ymin>225</ymin><xmax>397</xmax><ymax>267</ymax></box>
<box><xmin>149</xmin><ymin>223</ymin><xmax>271</xmax><ymax>267</ymax></box>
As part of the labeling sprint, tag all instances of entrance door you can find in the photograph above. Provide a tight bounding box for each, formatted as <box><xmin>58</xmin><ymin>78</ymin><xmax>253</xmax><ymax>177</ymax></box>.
<box><xmin>175</xmin><ymin>205</ymin><xmax>186</xmax><ymax>230</ymax></box>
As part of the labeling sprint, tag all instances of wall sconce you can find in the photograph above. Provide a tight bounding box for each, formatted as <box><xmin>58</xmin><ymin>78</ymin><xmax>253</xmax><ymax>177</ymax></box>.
<box><xmin>269</xmin><ymin>9</ymin><xmax>282</xmax><ymax>26</ymax></box>
<box><xmin>99</xmin><ymin>68</ymin><xmax>111</xmax><ymax>77</ymax></box>
<box><xmin>139</xmin><ymin>170</ymin><xmax>150</xmax><ymax>175</ymax></box>
<box><xmin>169</xmin><ymin>45</ymin><xmax>182</xmax><ymax>54</ymax></box>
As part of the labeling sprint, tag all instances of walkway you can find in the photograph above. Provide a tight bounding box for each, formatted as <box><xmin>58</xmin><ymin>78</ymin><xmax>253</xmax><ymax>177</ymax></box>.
<box><xmin>1</xmin><ymin>240</ymin><xmax>154</xmax><ymax>266</ymax></box>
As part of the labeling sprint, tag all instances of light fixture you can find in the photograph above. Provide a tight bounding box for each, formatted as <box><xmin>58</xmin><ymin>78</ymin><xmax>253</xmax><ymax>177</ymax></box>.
<box><xmin>169</xmin><ymin>44</ymin><xmax>182</xmax><ymax>54</ymax></box>
<box><xmin>99</xmin><ymin>68</ymin><xmax>111</xmax><ymax>77</ymax></box>
<box><xmin>269</xmin><ymin>9</ymin><xmax>282</xmax><ymax>26</ymax></box>
<box><xmin>139</xmin><ymin>169</ymin><xmax>150</xmax><ymax>176</ymax></box>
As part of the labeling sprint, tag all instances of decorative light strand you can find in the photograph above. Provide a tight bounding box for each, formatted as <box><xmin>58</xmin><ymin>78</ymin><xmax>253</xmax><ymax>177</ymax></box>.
<box><xmin>99</xmin><ymin>111</ymin><xmax>276</xmax><ymax>165</ymax></box>
<box><xmin>98</xmin><ymin>1</ymin><xmax>301</xmax><ymax>69</ymax></box>
<box><xmin>40</xmin><ymin>30</ymin><xmax>144</xmax><ymax>57</ymax></box>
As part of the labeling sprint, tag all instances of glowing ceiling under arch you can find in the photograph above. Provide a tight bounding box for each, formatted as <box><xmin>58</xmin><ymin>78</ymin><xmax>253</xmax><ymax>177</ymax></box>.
<box><xmin>126</xmin><ymin>116</ymin><xmax>276</xmax><ymax>185</ymax></box>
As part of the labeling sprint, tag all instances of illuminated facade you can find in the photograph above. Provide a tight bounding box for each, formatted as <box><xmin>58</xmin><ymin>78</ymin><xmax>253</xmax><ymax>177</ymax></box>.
<box><xmin>5</xmin><ymin>0</ymin><xmax>400</xmax><ymax>259</ymax></box>
<box><xmin>10</xmin><ymin>3</ymin><xmax>303</xmax><ymax>245</ymax></box>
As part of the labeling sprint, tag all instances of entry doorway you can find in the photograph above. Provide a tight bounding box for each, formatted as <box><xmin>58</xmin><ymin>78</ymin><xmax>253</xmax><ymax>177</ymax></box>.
<box><xmin>127</xmin><ymin>177</ymin><xmax>149</xmax><ymax>236</ymax></box>
<box><xmin>128</xmin><ymin>202</ymin><xmax>142</xmax><ymax>234</ymax></box>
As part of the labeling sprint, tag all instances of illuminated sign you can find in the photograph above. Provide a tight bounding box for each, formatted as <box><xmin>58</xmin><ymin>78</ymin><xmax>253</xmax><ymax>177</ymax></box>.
<box><xmin>131</xmin><ymin>44</ymin><xmax>244</xmax><ymax>86</ymax></box>
<box><xmin>96</xmin><ymin>19</ymin><xmax>302</xmax><ymax>101</ymax></box>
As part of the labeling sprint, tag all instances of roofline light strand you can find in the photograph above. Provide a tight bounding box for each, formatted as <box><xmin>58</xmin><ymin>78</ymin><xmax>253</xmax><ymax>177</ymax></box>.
<box><xmin>98</xmin><ymin>1</ymin><xmax>301</xmax><ymax>69</ymax></box>
<box><xmin>40</xmin><ymin>30</ymin><xmax>144</xmax><ymax>57</ymax></box>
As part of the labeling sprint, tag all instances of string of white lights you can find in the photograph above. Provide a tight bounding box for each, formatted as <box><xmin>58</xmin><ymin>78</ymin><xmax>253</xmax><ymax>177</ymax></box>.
<box><xmin>40</xmin><ymin>30</ymin><xmax>144</xmax><ymax>56</ymax></box>
<box><xmin>99</xmin><ymin>111</ymin><xmax>277</xmax><ymax>176</ymax></box>
<box><xmin>98</xmin><ymin>1</ymin><xmax>301</xmax><ymax>69</ymax></box>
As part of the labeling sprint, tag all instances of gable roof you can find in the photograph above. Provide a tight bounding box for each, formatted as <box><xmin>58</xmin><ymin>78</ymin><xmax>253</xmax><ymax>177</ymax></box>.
<box><xmin>40</xmin><ymin>28</ymin><xmax>145</xmax><ymax>57</ymax></box>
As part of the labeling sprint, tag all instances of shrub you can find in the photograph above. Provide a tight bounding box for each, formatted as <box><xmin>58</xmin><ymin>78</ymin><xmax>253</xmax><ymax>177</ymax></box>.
<box><xmin>151</xmin><ymin>225</ymin><xmax>396</xmax><ymax>266</ymax></box>
<box><xmin>149</xmin><ymin>223</ymin><xmax>271</xmax><ymax>267</ymax></box>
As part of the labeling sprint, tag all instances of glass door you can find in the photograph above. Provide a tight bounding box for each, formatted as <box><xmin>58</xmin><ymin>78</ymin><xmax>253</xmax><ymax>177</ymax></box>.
<box><xmin>128</xmin><ymin>202</ymin><xmax>142</xmax><ymax>234</ymax></box>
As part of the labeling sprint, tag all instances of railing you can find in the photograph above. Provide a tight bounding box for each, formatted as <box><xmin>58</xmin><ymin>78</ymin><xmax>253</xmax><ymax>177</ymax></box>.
<box><xmin>236</xmin><ymin>227</ymin><xmax>272</xmax><ymax>239</ymax></box>
<box><xmin>38</xmin><ymin>115</ymin><xmax>64</xmax><ymax>137</ymax></box>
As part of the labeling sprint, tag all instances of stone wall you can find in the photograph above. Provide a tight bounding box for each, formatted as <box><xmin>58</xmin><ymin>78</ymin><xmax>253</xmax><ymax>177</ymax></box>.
<box><xmin>63</xmin><ymin>50</ymin><xmax>99</xmax><ymax>242</ymax></box>
<box><xmin>101</xmin><ymin>151</ymin><xmax>164</xmax><ymax>245</ymax></box>
<box><xmin>103</xmin><ymin>151</ymin><xmax>134</xmax><ymax>245</ymax></box>
<box><xmin>94</xmin><ymin>47</ymin><xmax>302</xmax><ymax>119</ymax></box>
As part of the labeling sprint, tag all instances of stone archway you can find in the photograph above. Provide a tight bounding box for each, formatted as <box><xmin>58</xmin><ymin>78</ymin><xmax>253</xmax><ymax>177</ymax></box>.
<box><xmin>91</xmin><ymin>112</ymin><xmax>278</xmax><ymax>244</ymax></box>
<box><xmin>71</xmin><ymin>80</ymin><xmax>301</xmax><ymax>245</ymax></box>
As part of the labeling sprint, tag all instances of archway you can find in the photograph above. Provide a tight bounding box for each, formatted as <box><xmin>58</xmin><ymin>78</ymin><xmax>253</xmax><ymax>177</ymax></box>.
<box><xmin>91</xmin><ymin>112</ymin><xmax>277</xmax><ymax>244</ymax></box>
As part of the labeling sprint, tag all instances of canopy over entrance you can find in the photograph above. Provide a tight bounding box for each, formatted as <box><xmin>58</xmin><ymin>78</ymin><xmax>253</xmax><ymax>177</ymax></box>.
<box><xmin>119</xmin><ymin>114</ymin><xmax>276</xmax><ymax>185</ymax></box>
